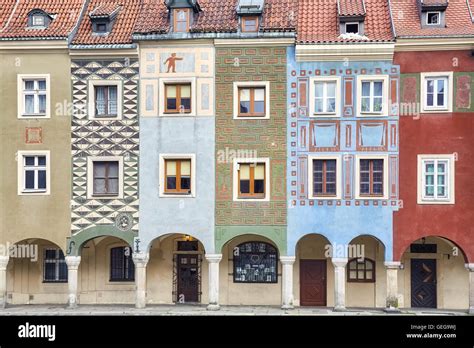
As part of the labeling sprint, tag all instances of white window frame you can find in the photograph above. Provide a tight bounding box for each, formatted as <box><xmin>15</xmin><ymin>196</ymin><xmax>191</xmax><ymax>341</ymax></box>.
<box><xmin>356</xmin><ymin>75</ymin><xmax>389</xmax><ymax>116</ymax></box>
<box><xmin>354</xmin><ymin>154</ymin><xmax>389</xmax><ymax>200</ymax></box>
<box><xmin>88</xmin><ymin>80</ymin><xmax>123</xmax><ymax>120</ymax></box>
<box><xmin>308</xmin><ymin>155</ymin><xmax>342</xmax><ymax>199</ymax></box>
<box><xmin>17</xmin><ymin>150</ymin><xmax>50</xmax><ymax>196</ymax></box>
<box><xmin>87</xmin><ymin>156</ymin><xmax>124</xmax><ymax>199</ymax></box>
<box><xmin>233</xmin><ymin>81</ymin><xmax>271</xmax><ymax>120</ymax></box>
<box><xmin>426</xmin><ymin>11</ymin><xmax>441</xmax><ymax>25</ymax></box>
<box><xmin>421</xmin><ymin>72</ymin><xmax>453</xmax><ymax>113</ymax></box>
<box><xmin>309</xmin><ymin>77</ymin><xmax>341</xmax><ymax>117</ymax></box>
<box><xmin>17</xmin><ymin>74</ymin><xmax>51</xmax><ymax>119</ymax></box>
<box><xmin>159</xmin><ymin>77</ymin><xmax>197</xmax><ymax>117</ymax></box>
<box><xmin>159</xmin><ymin>154</ymin><xmax>196</xmax><ymax>198</ymax></box>
<box><xmin>345</xmin><ymin>22</ymin><xmax>360</xmax><ymax>34</ymax></box>
<box><xmin>233</xmin><ymin>157</ymin><xmax>270</xmax><ymax>202</ymax></box>
<box><xmin>32</xmin><ymin>14</ymin><xmax>46</xmax><ymax>27</ymax></box>
<box><xmin>417</xmin><ymin>154</ymin><xmax>455</xmax><ymax>204</ymax></box>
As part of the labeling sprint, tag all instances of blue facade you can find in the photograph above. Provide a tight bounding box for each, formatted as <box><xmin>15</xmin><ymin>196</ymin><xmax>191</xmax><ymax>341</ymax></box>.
<box><xmin>286</xmin><ymin>46</ymin><xmax>400</xmax><ymax>261</ymax></box>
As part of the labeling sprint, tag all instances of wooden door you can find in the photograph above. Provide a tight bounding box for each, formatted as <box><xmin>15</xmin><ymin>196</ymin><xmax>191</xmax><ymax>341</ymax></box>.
<box><xmin>177</xmin><ymin>254</ymin><xmax>200</xmax><ymax>303</ymax></box>
<box><xmin>411</xmin><ymin>259</ymin><xmax>437</xmax><ymax>308</ymax></box>
<box><xmin>300</xmin><ymin>259</ymin><xmax>327</xmax><ymax>306</ymax></box>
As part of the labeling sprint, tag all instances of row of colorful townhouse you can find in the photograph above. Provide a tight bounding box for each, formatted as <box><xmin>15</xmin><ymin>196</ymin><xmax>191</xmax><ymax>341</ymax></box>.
<box><xmin>0</xmin><ymin>0</ymin><xmax>473</xmax><ymax>312</ymax></box>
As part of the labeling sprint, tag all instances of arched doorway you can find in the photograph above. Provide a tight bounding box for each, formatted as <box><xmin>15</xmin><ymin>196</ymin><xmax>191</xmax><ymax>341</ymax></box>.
<box><xmin>6</xmin><ymin>238</ymin><xmax>68</xmax><ymax>305</ymax></box>
<box><xmin>295</xmin><ymin>234</ymin><xmax>332</xmax><ymax>307</ymax></box>
<box><xmin>220</xmin><ymin>234</ymin><xmax>281</xmax><ymax>306</ymax></box>
<box><xmin>146</xmin><ymin>234</ymin><xmax>207</xmax><ymax>305</ymax></box>
<box><xmin>346</xmin><ymin>235</ymin><xmax>386</xmax><ymax>308</ymax></box>
<box><xmin>399</xmin><ymin>236</ymin><xmax>469</xmax><ymax>309</ymax></box>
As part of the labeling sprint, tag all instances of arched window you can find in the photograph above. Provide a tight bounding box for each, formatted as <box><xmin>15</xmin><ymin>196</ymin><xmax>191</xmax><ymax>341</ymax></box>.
<box><xmin>110</xmin><ymin>246</ymin><xmax>135</xmax><ymax>282</ymax></box>
<box><xmin>28</xmin><ymin>9</ymin><xmax>51</xmax><ymax>28</ymax></box>
<box><xmin>347</xmin><ymin>258</ymin><xmax>375</xmax><ymax>283</ymax></box>
<box><xmin>233</xmin><ymin>242</ymin><xmax>278</xmax><ymax>283</ymax></box>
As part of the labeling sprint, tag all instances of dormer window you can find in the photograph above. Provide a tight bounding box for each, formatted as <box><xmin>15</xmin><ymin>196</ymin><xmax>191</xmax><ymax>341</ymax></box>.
<box><xmin>419</xmin><ymin>0</ymin><xmax>447</xmax><ymax>28</ymax></box>
<box><xmin>345</xmin><ymin>22</ymin><xmax>359</xmax><ymax>34</ymax></box>
<box><xmin>27</xmin><ymin>9</ymin><xmax>52</xmax><ymax>29</ymax></box>
<box><xmin>337</xmin><ymin>0</ymin><xmax>366</xmax><ymax>36</ymax></box>
<box><xmin>426</xmin><ymin>11</ymin><xmax>441</xmax><ymax>25</ymax></box>
<box><xmin>173</xmin><ymin>8</ymin><xmax>190</xmax><ymax>33</ymax></box>
<box><xmin>242</xmin><ymin>16</ymin><xmax>259</xmax><ymax>32</ymax></box>
<box><xmin>89</xmin><ymin>4</ymin><xmax>121</xmax><ymax>35</ymax></box>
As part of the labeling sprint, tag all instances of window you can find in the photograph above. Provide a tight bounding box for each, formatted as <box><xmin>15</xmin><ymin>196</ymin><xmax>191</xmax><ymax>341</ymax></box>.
<box><xmin>233</xmin><ymin>242</ymin><xmax>278</xmax><ymax>283</ymax></box>
<box><xmin>164</xmin><ymin>159</ymin><xmax>192</xmax><ymax>194</ymax></box>
<box><xmin>94</xmin><ymin>85</ymin><xmax>118</xmax><ymax>117</ymax></box>
<box><xmin>88</xmin><ymin>80</ymin><xmax>122</xmax><ymax>119</ymax></box>
<box><xmin>32</xmin><ymin>14</ymin><xmax>45</xmax><ymax>26</ymax></box>
<box><xmin>18</xmin><ymin>151</ymin><xmax>50</xmax><ymax>195</ymax></box>
<box><xmin>93</xmin><ymin>161</ymin><xmax>119</xmax><ymax>196</ymax></box>
<box><xmin>87</xmin><ymin>157</ymin><xmax>123</xmax><ymax>199</ymax></box>
<box><xmin>313</xmin><ymin>159</ymin><xmax>336</xmax><ymax>197</ymax></box>
<box><xmin>425</xmin><ymin>77</ymin><xmax>447</xmax><ymax>109</ymax></box>
<box><xmin>345</xmin><ymin>22</ymin><xmax>359</xmax><ymax>34</ymax></box>
<box><xmin>426</xmin><ymin>11</ymin><xmax>440</xmax><ymax>25</ymax></box>
<box><xmin>242</xmin><ymin>16</ymin><xmax>259</xmax><ymax>32</ymax></box>
<box><xmin>238</xmin><ymin>163</ymin><xmax>265</xmax><ymax>199</ymax></box>
<box><xmin>233</xmin><ymin>82</ymin><xmax>270</xmax><ymax>119</ymax></box>
<box><xmin>357</xmin><ymin>75</ymin><xmax>389</xmax><ymax>116</ymax></box>
<box><xmin>359</xmin><ymin>159</ymin><xmax>384</xmax><ymax>197</ymax></box>
<box><xmin>159</xmin><ymin>154</ymin><xmax>196</xmax><ymax>197</ymax></box>
<box><xmin>174</xmin><ymin>8</ymin><xmax>190</xmax><ymax>33</ymax></box>
<box><xmin>417</xmin><ymin>155</ymin><xmax>455</xmax><ymax>204</ymax></box>
<box><xmin>165</xmin><ymin>83</ymin><xmax>191</xmax><ymax>114</ymax></box>
<box><xmin>347</xmin><ymin>258</ymin><xmax>375</xmax><ymax>282</ymax></box>
<box><xmin>421</xmin><ymin>72</ymin><xmax>452</xmax><ymax>112</ymax></box>
<box><xmin>43</xmin><ymin>249</ymin><xmax>68</xmax><ymax>283</ymax></box>
<box><xmin>110</xmin><ymin>247</ymin><xmax>135</xmax><ymax>282</ymax></box>
<box><xmin>238</xmin><ymin>87</ymin><xmax>265</xmax><ymax>117</ymax></box>
<box><xmin>18</xmin><ymin>75</ymin><xmax>50</xmax><ymax>117</ymax></box>
<box><xmin>95</xmin><ymin>22</ymin><xmax>108</xmax><ymax>33</ymax></box>
<box><xmin>310</xmin><ymin>77</ymin><xmax>341</xmax><ymax>116</ymax></box>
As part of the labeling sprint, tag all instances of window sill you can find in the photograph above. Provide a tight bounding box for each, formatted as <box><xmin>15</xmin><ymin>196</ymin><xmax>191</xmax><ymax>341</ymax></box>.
<box><xmin>91</xmin><ymin>194</ymin><xmax>120</xmax><ymax>199</ymax></box>
<box><xmin>42</xmin><ymin>281</ymin><xmax>68</xmax><ymax>284</ymax></box>
<box><xmin>310</xmin><ymin>113</ymin><xmax>339</xmax><ymax>118</ymax></box>
<box><xmin>358</xmin><ymin>112</ymin><xmax>385</xmax><ymax>116</ymax></box>
<box><xmin>19</xmin><ymin>114</ymin><xmax>49</xmax><ymax>119</ymax></box>
<box><xmin>20</xmin><ymin>190</ymin><xmax>49</xmax><ymax>196</ymax></box>
<box><xmin>309</xmin><ymin>195</ymin><xmax>340</xmax><ymax>200</ymax></box>
<box><xmin>417</xmin><ymin>199</ymin><xmax>454</xmax><ymax>205</ymax></box>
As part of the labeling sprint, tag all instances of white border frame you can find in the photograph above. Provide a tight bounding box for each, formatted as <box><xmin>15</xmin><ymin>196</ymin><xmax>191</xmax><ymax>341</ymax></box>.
<box><xmin>88</xmin><ymin>80</ymin><xmax>123</xmax><ymax>120</ymax></box>
<box><xmin>345</xmin><ymin>22</ymin><xmax>360</xmax><ymax>34</ymax></box>
<box><xmin>356</xmin><ymin>75</ymin><xmax>389</xmax><ymax>116</ymax></box>
<box><xmin>309</xmin><ymin>76</ymin><xmax>342</xmax><ymax>117</ymax></box>
<box><xmin>87</xmin><ymin>156</ymin><xmax>124</xmax><ymax>199</ymax></box>
<box><xmin>159</xmin><ymin>154</ymin><xmax>196</xmax><ymax>198</ymax></box>
<box><xmin>17</xmin><ymin>150</ymin><xmax>51</xmax><ymax>195</ymax></box>
<box><xmin>233</xmin><ymin>81</ymin><xmax>271</xmax><ymax>120</ymax></box>
<box><xmin>420</xmin><ymin>72</ymin><xmax>453</xmax><ymax>113</ymax></box>
<box><xmin>426</xmin><ymin>11</ymin><xmax>441</xmax><ymax>25</ymax></box>
<box><xmin>308</xmin><ymin>155</ymin><xmax>342</xmax><ymax>199</ymax></box>
<box><xmin>354</xmin><ymin>154</ymin><xmax>389</xmax><ymax>200</ymax></box>
<box><xmin>232</xmin><ymin>157</ymin><xmax>270</xmax><ymax>202</ymax></box>
<box><xmin>417</xmin><ymin>154</ymin><xmax>455</xmax><ymax>204</ymax></box>
<box><xmin>159</xmin><ymin>77</ymin><xmax>197</xmax><ymax>117</ymax></box>
<box><xmin>17</xmin><ymin>74</ymin><xmax>51</xmax><ymax>119</ymax></box>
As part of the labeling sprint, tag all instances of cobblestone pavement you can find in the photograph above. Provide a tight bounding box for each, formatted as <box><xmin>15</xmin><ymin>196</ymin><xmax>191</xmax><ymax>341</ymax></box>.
<box><xmin>0</xmin><ymin>305</ymin><xmax>469</xmax><ymax>316</ymax></box>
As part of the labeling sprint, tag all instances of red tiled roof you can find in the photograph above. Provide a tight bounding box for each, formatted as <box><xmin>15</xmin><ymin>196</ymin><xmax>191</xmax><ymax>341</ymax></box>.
<box><xmin>391</xmin><ymin>0</ymin><xmax>474</xmax><ymax>37</ymax></box>
<box><xmin>338</xmin><ymin>0</ymin><xmax>366</xmax><ymax>17</ymax></box>
<box><xmin>72</xmin><ymin>0</ymin><xmax>141</xmax><ymax>45</ymax></box>
<box><xmin>421</xmin><ymin>0</ymin><xmax>448</xmax><ymax>6</ymax></box>
<box><xmin>134</xmin><ymin>0</ymin><xmax>295</xmax><ymax>35</ymax></box>
<box><xmin>297</xmin><ymin>0</ymin><xmax>393</xmax><ymax>43</ymax></box>
<box><xmin>0</xmin><ymin>0</ymin><xmax>86</xmax><ymax>39</ymax></box>
<box><xmin>89</xmin><ymin>3</ymin><xmax>121</xmax><ymax>17</ymax></box>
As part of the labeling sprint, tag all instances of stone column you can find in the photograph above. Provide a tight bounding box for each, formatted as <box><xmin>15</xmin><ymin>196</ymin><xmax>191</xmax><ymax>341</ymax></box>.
<box><xmin>65</xmin><ymin>256</ymin><xmax>81</xmax><ymax>308</ymax></box>
<box><xmin>0</xmin><ymin>256</ymin><xmax>10</xmax><ymax>308</ymax></box>
<box><xmin>332</xmin><ymin>258</ymin><xmax>348</xmax><ymax>311</ymax></box>
<box><xmin>206</xmin><ymin>254</ymin><xmax>222</xmax><ymax>311</ymax></box>
<box><xmin>280</xmin><ymin>256</ymin><xmax>296</xmax><ymax>309</ymax></box>
<box><xmin>385</xmin><ymin>261</ymin><xmax>402</xmax><ymax>312</ymax></box>
<box><xmin>132</xmin><ymin>252</ymin><xmax>149</xmax><ymax>309</ymax></box>
<box><xmin>465</xmin><ymin>263</ymin><xmax>474</xmax><ymax>314</ymax></box>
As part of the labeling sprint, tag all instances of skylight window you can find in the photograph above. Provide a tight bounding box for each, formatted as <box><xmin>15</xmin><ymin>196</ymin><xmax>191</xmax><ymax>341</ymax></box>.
<box><xmin>426</xmin><ymin>12</ymin><xmax>440</xmax><ymax>25</ymax></box>
<box><xmin>27</xmin><ymin>9</ymin><xmax>52</xmax><ymax>28</ymax></box>
<box><xmin>345</xmin><ymin>22</ymin><xmax>360</xmax><ymax>34</ymax></box>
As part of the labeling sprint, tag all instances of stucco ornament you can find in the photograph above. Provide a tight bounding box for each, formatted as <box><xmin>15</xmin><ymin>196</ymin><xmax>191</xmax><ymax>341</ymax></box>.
<box><xmin>115</xmin><ymin>212</ymin><xmax>133</xmax><ymax>231</ymax></box>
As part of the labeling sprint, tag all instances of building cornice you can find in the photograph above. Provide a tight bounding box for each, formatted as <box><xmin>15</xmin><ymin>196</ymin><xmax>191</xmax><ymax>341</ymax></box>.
<box><xmin>295</xmin><ymin>43</ymin><xmax>395</xmax><ymax>62</ymax></box>
<box><xmin>0</xmin><ymin>39</ymin><xmax>68</xmax><ymax>50</ymax></box>
<box><xmin>395</xmin><ymin>37</ymin><xmax>474</xmax><ymax>51</ymax></box>
<box><xmin>214</xmin><ymin>37</ymin><xmax>295</xmax><ymax>47</ymax></box>
<box><xmin>69</xmin><ymin>46</ymin><xmax>139</xmax><ymax>57</ymax></box>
